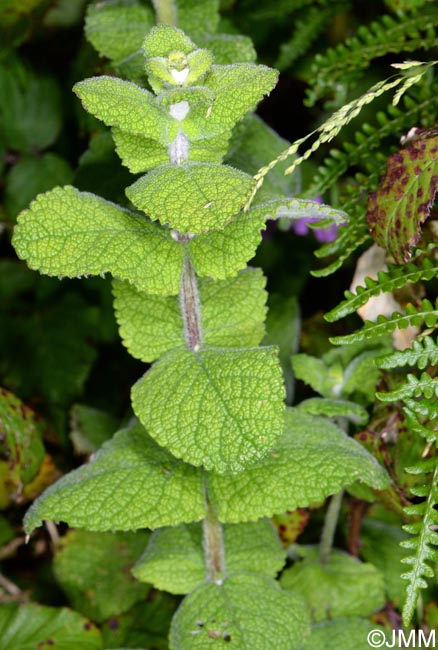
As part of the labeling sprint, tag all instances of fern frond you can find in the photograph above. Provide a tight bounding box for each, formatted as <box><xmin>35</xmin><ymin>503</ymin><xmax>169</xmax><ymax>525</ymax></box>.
<box><xmin>275</xmin><ymin>5</ymin><xmax>333</xmax><ymax>70</ymax></box>
<box><xmin>400</xmin><ymin>457</ymin><xmax>438</xmax><ymax>626</ymax></box>
<box><xmin>330</xmin><ymin>299</ymin><xmax>438</xmax><ymax>345</ymax></box>
<box><xmin>325</xmin><ymin>259</ymin><xmax>438</xmax><ymax>322</ymax></box>
<box><xmin>404</xmin><ymin>397</ymin><xmax>438</xmax><ymax>420</ymax></box>
<box><xmin>311</xmin><ymin>221</ymin><xmax>371</xmax><ymax>278</ymax></box>
<box><xmin>377</xmin><ymin>372</ymin><xmax>438</xmax><ymax>402</ymax></box>
<box><xmin>376</xmin><ymin>336</ymin><xmax>438</xmax><ymax>370</ymax></box>
<box><xmin>306</xmin><ymin>8</ymin><xmax>438</xmax><ymax>105</ymax></box>
<box><xmin>403</xmin><ymin>406</ymin><xmax>438</xmax><ymax>445</ymax></box>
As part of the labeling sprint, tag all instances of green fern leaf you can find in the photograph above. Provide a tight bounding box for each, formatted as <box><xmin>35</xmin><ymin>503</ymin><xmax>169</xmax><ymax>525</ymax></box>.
<box><xmin>325</xmin><ymin>259</ymin><xmax>438</xmax><ymax>322</ymax></box>
<box><xmin>376</xmin><ymin>335</ymin><xmax>438</xmax><ymax>370</ymax></box>
<box><xmin>306</xmin><ymin>9</ymin><xmax>438</xmax><ymax>105</ymax></box>
<box><xmin>330</xmin><ymin>299</ymin><xmax>438</xmax><ymax>345</ymax></box>
<box><xmin>377</xmin><ymin>372</ymin><xmax>438</xmax><ymax>402</ymax></box>
<box><xmin>400</xmin><ymin>458</ymin><xmax>438</xmax><ymax>626</ymax></box>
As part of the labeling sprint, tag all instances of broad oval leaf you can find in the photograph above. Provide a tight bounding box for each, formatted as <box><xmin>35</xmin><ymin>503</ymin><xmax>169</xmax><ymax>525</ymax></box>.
<box><xmin>367</xmin><ymin>132</ymin><xmax>438</xmax><ymax>263</ymax></box>
<box><xmin>0</xmin><ymin>603</ymin><xmax>102</xmax><ymax>650</ymax></box>
<box><xmin>280</xmin><ymin>546</ymin><xmax>385</xmax><ymax>622</ymax></box>
<box><xmin>12</xmin><ymin>186</ymin><xmax>185</xmax><ymax>296</ymax></box>
<box><xmin>169</xmin><ymin>573</ymin><xmax>310</xmax><ymax>650</ymax></box>
<box><xmin>133</xmin><ymin>519</ymin><xmax>286</xmax><ymax>595</ymax></box>
<box><xmin>24</xmin><ymin>425</ymin><xmax>206</xmax><ymax>533</ymax></box>
<box><xmin>74</xmin><ymin>77</ymin><xmax>170</xmax><ymax>142</ymax></box>
<box><xmin>126</xmin><ymin>163</ymin><xmax>254</xmax><ymax>234</ymax></box>
<box><xmin>187</xmin><ymin>205</ymin><xmax>266</xmax><ymax>279</ymax></box>
<box><xmin>131</xmin><ymin>346</ymin><xmax>285</xmax><ymax>474</ymax></box>
<box><xmin>208</xmin><ymin>409</ymin><xmax>390</xmax><ymax>522</ymax></box>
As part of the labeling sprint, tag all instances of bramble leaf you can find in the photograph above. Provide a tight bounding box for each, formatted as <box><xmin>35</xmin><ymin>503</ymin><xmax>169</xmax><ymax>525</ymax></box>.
<box><xmin>0</xmin><ymin>388</ymin><xmax>46</xmax><ymax>508</ymax></box>
<box><xmin>280</xmin><ymin>547</ymin><xmax>385</xmax><ymax>623</ymax></box>
<box><xmin>169</xmin><ymin>574</ymin><xmax>310</xmax><ymax>650</ymax></box>
<box><xmin>0</xmin><ymin>603</ymin><xmax>102</xmax><ymax>650</ymax></box>
<box><xmin>126</xmin><ymin>162</ymin><xmax>254</xmax><ymax>234</ymax></box>
<box><xmin>208</xmin><ymin>409</ymin><xmax>389</xmax><ymax>522</ymax></box>
<box><xmin>131</xmin><ymin>347</ymin><xmax>285</xmax><ymax>474</ymax></box>
<box><xmin>367</xmin><ymin>132</ymin><xmax>438</xmax><ymax>263</ymax></box>
<box><xmin>12</xmin><ymin>186</ymin><xmax>185</xmax><ymax>296</ymax></box>
<box><xmin>54</xmin><ymin>530</ymin><xmax>150</xmax><ymax>623</ymax></box>
<box><xmin>24</xmin><ymin>425</ymin><xmax>206</xmax><ymax>533</ymax></box>
<box><xmin>133</xmin><ymin>519</ymin><xmax>286</xmax><ymax>594</ymax></box>
<box><xmin>113</xmin><ymin>268</ymin><xmax>267</xmax><ymax>362</ymax></box>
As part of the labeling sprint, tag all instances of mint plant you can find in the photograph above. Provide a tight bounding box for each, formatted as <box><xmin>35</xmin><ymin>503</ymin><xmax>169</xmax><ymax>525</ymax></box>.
<box><xmin>7</xmin><ymin>9</ymin><xmax>392</xmax><ymax>648</ymax></box>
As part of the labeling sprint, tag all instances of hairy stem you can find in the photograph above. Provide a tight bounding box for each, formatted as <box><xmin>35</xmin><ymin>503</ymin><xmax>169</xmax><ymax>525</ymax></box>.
<box><xmin>152</xmin><ymin>0</ymin><xmax>177</xmax><ymax>26</ymax></box>
<box><xmin>320</xmin><ymin>489</ymin><xmax>344</xmax><ymax>564</ymax></box>
<box><xmin>179</xmin><ymin>255</ymin><xmax>202</xmax><ymax>350</ymax></box>
<box><xmin>202</xmin><ymin>498</ymin><xmax>226</xmax><ymax>583</ymax></box>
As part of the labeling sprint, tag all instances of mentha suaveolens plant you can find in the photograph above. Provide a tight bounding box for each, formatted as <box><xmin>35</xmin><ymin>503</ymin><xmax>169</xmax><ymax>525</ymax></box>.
<box><xmin>12</xmin><ymin>24</ymin><xmax>389</xmax><ymax>648</ymax></box>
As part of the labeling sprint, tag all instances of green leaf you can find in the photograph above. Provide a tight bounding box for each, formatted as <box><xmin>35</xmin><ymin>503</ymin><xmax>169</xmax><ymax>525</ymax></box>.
<box><xmin>169</xmin><ymin>573</ymin><xmax>310</xmax><ymax>650</ymax></box>
<box><xmin>303</xmin><ymin>618</ymin><xmax>388</xmax><ymax>650</ymax></box>
<box><xmin>377</xmin><ymin>372</ymin><xmax>438</xmax><ymax>402</ymax></box>
<box><xmin>143</xmin><ymin>24</ymin><xmax>197</xmax><ymax>58</ymax></box>
<box><xmin>298</xmin><ymin>398</ymin><xmax>369</xmax><ymax>425</ymax></box>
<box><xmin>360</xmin><ymin>518</ymin><xmax>408</xmax><ymax>605</ymax></box>
<box><xmin>131</xmin><ymin>347</ymin><xmax>285</xmax><ymax>474</ymax></box>
<box><xmin>4</xmin><ymin>153</ymin><xmax>73</xmax><ymax>221</ymax></box>
<box><xmin>367</xmin><ymin>132</ymin><xmax>438</xmax><ymax>263</ymax></box>
<box><xmin>54</xmin><ymin>530</ymin><xmax>150</xmax><ymax>622</ymax></box>
<box><xmin>126</xmin><ymin>163</ymin><xmax>254</xmax><ymax>234</ymax></box>
<box><xmin>133</xmin><ymin>519</ymin><xmax>286</xmax><ymax>594</ymax></box>
<box><xmin>201</xmin><ymin>34</ymin><xmax>256</xmax><ymax>64</ymax></box>
<box><xmin>246</xmin><ymin>197</ymin><xmax>348</xmax><ymax>227</ymax></box>
<box><xmin>12</xmin><ymin>186</ymin><xmax>185</xmax><ymax>296</ymax></box>
<box><xmin>74</xmin><ymin>77</ymin><xmax>168</xmax><ymax>141</ymax></box>
<box><xmin>264</xmin><ymin>294</ymin><xmax>300</xmax><ymax>404</ymax></box>
<box><xmin>0</xmin><ymin>603</ymin><xmax>102</xmax><ymax>650</ymax></box>
<box><xmin>101</xmin><ymin>593</ymin><xmax>178</xmax><ymax>650</ymax></box>
<box><xmin>177</xmin><ymin>0</ymin><xmax>220</xmax><ymax>41</ymax></box>
<box><xmin>204</xmin><ymin>64</ymin><xmax>278</xmax><ymax>131</ymax></box>
<box><xmin>113</xmin><ymin>268</ymin><xmax>267</xmax><ymax>362</ymax></box>
<box><xmin>291</xmin><ymin>353</ymin><xmax>335</xmax><ymax>397</ymax></box>
<box><xmin>280</xmin><ymin>547</ymin><xmax>385</xmax><ymax>623</ymax></box>
<box><xmin>85</xmin><ymin>0</ymin><xmax>154</xmax><ymax>63</ymax></box>
<box><xmin>24</xmin><ymin>424</ymin><xmax>206</xmax><ymax>534</ymax></box>
<box><xmin>112</xmin><ymin>128</ymin><xmax>227</xmax><ymax>173</ymax></box>
<box><xmin>0</xmin><ymin>388</ymin><xmax>45</xmax><ymax>509</ymax></box>
<box><xmin>69</xmin><ymin>404</ymin><xmax>118</xmax><ymax>455</ymax></box>
<box><xmin>207</xmin><ymin>409</ymin><xmax>390</xmax><ymax>522</ymax></box>
<box><xmin>187</xmin><ymin>205</ymin><xmax>266</xmax><ymax>279</ymax></box>
<box><xmin>0</xmin><ymin>56</ymin><xmax>62</xmax><ymax>153</ymax></box>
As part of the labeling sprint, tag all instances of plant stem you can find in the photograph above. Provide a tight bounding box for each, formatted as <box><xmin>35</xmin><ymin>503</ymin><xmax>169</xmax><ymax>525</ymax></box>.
<box><xmin>320</xmin><ymin>489</ymin><xmax>344</xmax><ymax>564</ymax></box>
<box><xmin>152</xmin><ymin>0</ymin><xmax>177</xmax><ymax>26</ymax></box>
<box><xmin>179</xmin><ymin>255</ymin><xmax>202</xmax><ymax>351</ymax></box>
<box><xmin>202</xmin><ymin>498</ymin><xmax>226</xmax><ymax>584</ymax></box>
